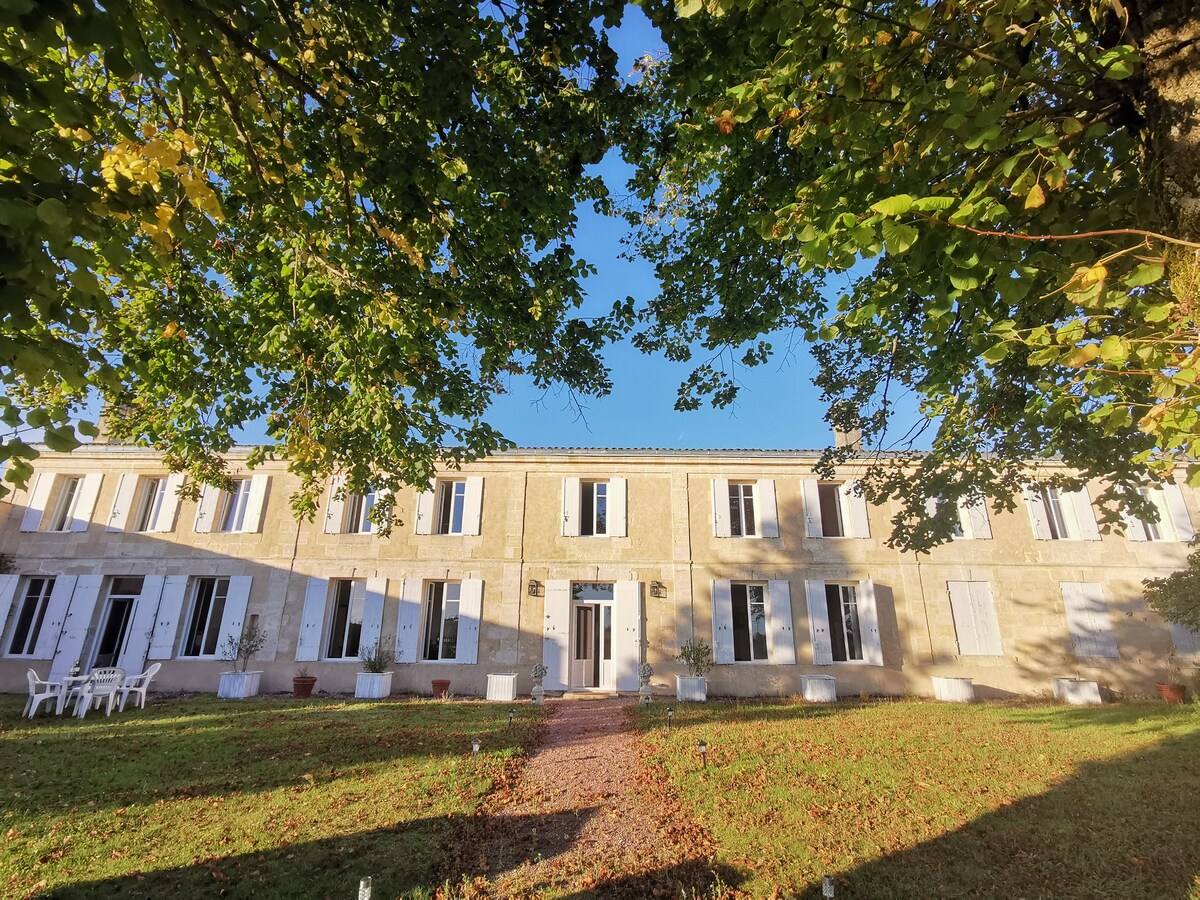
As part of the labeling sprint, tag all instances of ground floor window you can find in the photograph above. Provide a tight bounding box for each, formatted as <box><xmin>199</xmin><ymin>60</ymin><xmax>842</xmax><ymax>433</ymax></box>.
<box><xmin>731</xmin><ymin>583</ymin><xmax>768</xmax><ymax>661</ymax></box>
<box><xmin>180</xmin><ymin>577</ymin><xmax>230</xmax><ymax>657</ymax></box>
<box><xmin>826</xmin><ymin>583</ymin><xmax>863</xmax><ymax>662</ymax></box>
<box><xmin>423</xmin><ymin>582</ymin><xmax>461</xmax><ymax>661</ymax></box>
<box><xmin>326</xmin><ymin>579</ymin><xmax>366</xmax><ymax>659</ymax></box>
<box><xmin>6</xmin><ymin>577</ymin><xmax>54</xmax><ymax>656</ymax></box>
<box><xmin>92</xmin><ymin>576</ymin><xmax>143</xmax><ymax>668</ymax></box>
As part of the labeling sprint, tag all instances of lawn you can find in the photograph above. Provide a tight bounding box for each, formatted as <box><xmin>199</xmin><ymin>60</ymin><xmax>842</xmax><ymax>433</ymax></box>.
<box><xmin>634</xmin><ymin>699</ymin><xmax>1200</xmax><ymax>900</ymax></box>
<box><xmin>0</xmin><ymin>695</ymin><xmax>542</xmax><ymax>899</ymax></box>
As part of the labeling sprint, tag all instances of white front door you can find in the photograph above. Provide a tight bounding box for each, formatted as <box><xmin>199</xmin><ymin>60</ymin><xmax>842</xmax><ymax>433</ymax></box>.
<box><xmin>570</xmin><ymin>602</ymin><xmax>615</xmax><ymax>689</ymax></box>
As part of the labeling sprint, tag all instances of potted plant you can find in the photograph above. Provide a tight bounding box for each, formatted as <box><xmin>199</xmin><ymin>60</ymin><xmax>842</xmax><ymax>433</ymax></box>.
<box><xmin>217</xmin><ymin>621</ymin><xmax>267</xmax><ymax>699</ymax></box>
<box><xmin>293</xmin><ymin>666</ymin><xmax>317</xmax><ymax>699</ymax></box>
<box><xmin>676</xmin><ymin>638</ymin><xmax>713</xmax><ymax>702</ymax></box>
<box><xmin>356</xmin><ymin>638</ymin><xmax>395</xmax><ymax>699</ymax></box>
<box><xmin>530</xmin><ymin>662</ymin><xmax>548</xmax><ymax>705</ymax></box>
<box><xmin>1155</xmin><ymin>652</ymin><xmax>1187</xmax><ymax>705</ymax></box>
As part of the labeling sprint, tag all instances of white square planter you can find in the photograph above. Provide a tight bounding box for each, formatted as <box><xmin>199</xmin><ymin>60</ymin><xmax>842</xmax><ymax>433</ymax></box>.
<box><xmin>932</xmin><ymin>676</ymin><xmax>975</xmax><ymax>703</ymax></box>
<box><xmin>1052</xmin><ymin>677</ymin><xmax>1102</xmax><ymax>705</ymax></box>
<box><xmin>355</xmin><ymin>671</ymin><xmax>393</xmax><ymax>699</ymax></box>
<box><xmin>675</xmin><ymin>675</ymin><xmax>707</xmax><ymax>702</ymax></box>
<box><xmin>218</xmin><ymin>671</ymin><xmax>262</xmax><ymax>700</ymax></box>
<box><xmin>486</xmin><ymin>673</ymin><xmax>517</xmax><ymax>702</ymax></box>
<box><xmin>802</xmin><ymin>675</ymin><xmax>838</xmax><ymax>703</ymax></box>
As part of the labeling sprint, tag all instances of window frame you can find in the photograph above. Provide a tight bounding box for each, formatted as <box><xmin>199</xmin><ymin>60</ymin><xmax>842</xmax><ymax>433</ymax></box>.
<box><xmin>580</xmin><ymin>480</ymin><xmax>608</xmax><ymax>536</ymax></box>
<box><xmin>219</xmin><ymin>480</ymin><xmax>254</xmax><ymax>533</ymax></box>
<box><xmin>5</xmin><ymin>577</ymin><xmax>55</xmax><ymax>657</ymax></box>
<box><xmin>728</xmin><ymin>482</ymin><xmax>757</xmax><ymax>537</ymax></box>
<box><xmin>48</xmin><ymin>476</ymin><xmax>82</xmax><ymax>532</ymax></box>
<box><xmin>825</xmin><ymin>583</ymin><xmax>865</xmax><ymax>663</ymax></box>
<box><xmin>421</xmin><ymin>581</ymin><xmax>462</xmax><ymax>662</ymax></box>
<box><xmin>1040</xmin><ymin>486</ymin><xmax>1071</xmax><ymax>540</ymax></box>
<box><xmin>730</xmin><ymin>582</ymin><xmax>769</xmax><ymax>662</ymax></box>
<box><xmin>325</xmin><ymin>578</ymin><xmax>368</xmax><ymax>660</ymax></box>
<box><xmin>343</xmin><ymin>490</ymin><xmax>376</xmax><ymax>534</ymax></box>
<box><xmin>817</xmin><ymin>482</ymin><xmax>846</xmax><ymax>537</ymax></box>
<box><xmin>133</xmin><ymin>477</ymin><xmax>169</xmax><ymax>533</ymax></box>
<box><xmin>436</xmin><ymin>480</ymin><xmax>468</xmax><ymax>535</ymax></box>
<box><xmin>178</xmin><ymin>576</ymin><xmax>231</xmax><ymax>658</ymax></box>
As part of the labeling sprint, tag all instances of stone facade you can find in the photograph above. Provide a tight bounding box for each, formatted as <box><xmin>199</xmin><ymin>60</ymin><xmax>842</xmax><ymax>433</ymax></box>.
<box><xmin>0</xmin><ymin>445</ymin><xmax>1195</xmax><ymax>699</ymax></box>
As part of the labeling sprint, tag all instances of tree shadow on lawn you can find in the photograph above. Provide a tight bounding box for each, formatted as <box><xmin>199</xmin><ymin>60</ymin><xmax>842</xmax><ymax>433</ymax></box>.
<box><xmin>791</xmin><ymin>724</ymin><xmax>1200</xmax><ymax>899</ymax></box>
<box><xmin>41</xmin><ymin>809</ymin><xmax>596</xmax><ymax>899</ymax></box>
<box><xmin>0</xmin><ymin>695</ymin><xmax>534</xmax><ymax>819</ymax></box>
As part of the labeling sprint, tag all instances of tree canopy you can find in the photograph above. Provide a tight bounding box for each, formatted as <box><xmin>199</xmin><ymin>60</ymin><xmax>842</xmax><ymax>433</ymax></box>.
<box><xmin>1</xmin><ymin>0</ymin><xmax>625</xmax><ymax>523</ymax></box>
<box><xmin>623</xmin><ymin>0</ymin><xmax>1200</xmax><ymax>549</ymax></box>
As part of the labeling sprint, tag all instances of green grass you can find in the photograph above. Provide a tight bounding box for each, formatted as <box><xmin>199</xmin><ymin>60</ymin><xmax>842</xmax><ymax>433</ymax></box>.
<box><xmin>0</xmin><ymin>695</ymin><xmax>543</xmax><ymax>899</ymax></box>
<box><xmin>635</xmin><ymin>699</ymin><xmax>1200</xmax><ymax>899</ymax></box>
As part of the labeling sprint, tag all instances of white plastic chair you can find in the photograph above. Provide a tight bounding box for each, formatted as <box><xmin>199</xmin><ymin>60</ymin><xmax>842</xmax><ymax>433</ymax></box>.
<box><xmin>78</xmin><ymin>667</ymin><xmax>126</xmax><ymax>718</ymax></box>
<box><xmin>24</xmin><ymin>669</ymin><xmax>63</xmax><ymax>719</ymax></box>
<box><xmin>118</xmin><ymin>662</ymin><xmax>161</xmax><ymax>711</ymax></box>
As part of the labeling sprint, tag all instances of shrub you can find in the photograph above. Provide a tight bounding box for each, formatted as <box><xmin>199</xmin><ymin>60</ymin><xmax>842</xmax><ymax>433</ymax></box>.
<box><xmin>677</xmin><ymin>638</ymin><xmax>714</xmax><ymax>678</ymax></box>
<box><xmin>359</xmin><ymin>637</ymin><xmax>395</xmax><ymax>673</ymax></box>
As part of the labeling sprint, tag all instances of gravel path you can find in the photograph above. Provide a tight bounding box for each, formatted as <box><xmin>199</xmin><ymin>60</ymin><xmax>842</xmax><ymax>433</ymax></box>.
<box><xmin>444</xmin><ymin>698</ymin><xmax>728</xmax><ymax>898</ymax></box>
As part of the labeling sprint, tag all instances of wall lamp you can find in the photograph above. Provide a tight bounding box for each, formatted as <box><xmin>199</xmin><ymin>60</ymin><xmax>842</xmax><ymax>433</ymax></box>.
<box><xmin>650</xmin><ymin>581</ymin><xmax>666</xmax><ymax>598</ymax></box>
<box><xmin>527</xmin><ymin>579</ymin><xmax>542</xmax><ymax>597</ymax></box>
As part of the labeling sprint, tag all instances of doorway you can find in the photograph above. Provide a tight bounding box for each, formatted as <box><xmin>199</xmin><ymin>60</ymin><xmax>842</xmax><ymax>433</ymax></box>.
<box><xmin>570</xmin><ymin>582</ymin><xmax>614</xmax><ymax>689</ymax></box>
<box><xmin>90</xmin><ymin>577</ymin><xmax>143</xmax><ymax>669</ymax></box>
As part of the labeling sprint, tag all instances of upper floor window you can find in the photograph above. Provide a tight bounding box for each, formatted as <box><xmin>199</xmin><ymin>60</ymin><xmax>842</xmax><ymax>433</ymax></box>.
<box><xmin>220</xmin><ymin>480</ymin><xmax>254</xmax><ymax>532</ymax></box>
<box><xmin>193</xmin><ymin>475</ymin><xmax>270</xmax><ymax>534</ymax></box>
<box><xmin>5</xmin><ymin>577</ymin><xmax>54</xmax><ymax>656</ymax></box>
<box><xmin>1025</xmin><ymin>484</ymin><xmax>1100</xmax><ymax>541</ymax></box>
<box><xmin>562</xmin><ymin>477</ymin><xmax>627</xmax><ymax>537</ymax></box>
<box><xmin>802</xmin><ymin>480</ymin><xmax>870</xmax><ymax>539</ymax></box>
<box><xmin>343</xmin><ymin>491</ymin><xmax>376</xmax><ymax>534</ymax></box>
<box><xmin>414</xmin><ymin>476</ymin><xmax>483</xmax><ymax>536</ymax></box>
<box><xmin>20</xmin><ymin>472</ymin><xmax>103</xmax><ymax>533</ymax></box>
<box><xmin>712</xmin><ymin>478</ymin><xmax>778</xmax><ymax>538</ymax></box>
<box><xmin>1126</xmin><ymin>484</ymin><xmax>1195</xmax><ymax>543</ymax></box>
<box><xmin>925</xmin><ymin>496</ymin><xmax>994</xmax><ymax>541</ymax></box>
<box><xmin>133</xmin><ymin>478</ymin><xmax>168</xmax><ymax>532</ymax></box>
<box><xmin>107</xmin><ymin>473</ymin><xmax>184</xmax><ymax>534</ymax></box>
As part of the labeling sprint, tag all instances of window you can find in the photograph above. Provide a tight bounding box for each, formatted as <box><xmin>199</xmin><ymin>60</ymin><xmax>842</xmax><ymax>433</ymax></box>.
<box><xmin>1040</xmin><ymin>486</ymin><xmax>1069</xmax><ymax>540</ymax></box>
<box><xmin>6</xmin><ymin>577</ymin><xmax>54</xmax><ymax>656</ymax></box>
<box><xmin>817</xmin><ymin>483</ymin><xmax>844</xmax><ymax>537</ymax></box>
<box><xmin>326</xmin><ymin>579</ymin><xmax>367</xmax><ymax>659</ymax></box>
<box><xmin>133</xmin><ymin>477</ymin><xmax>168</xmax><ymax>532</ymax></box>
<box><xmin>947</xmin><ymin>581</ymin><xmax>1003</xmax><ymax>655</ymax></box>
<box><xmin>179</xmin><ymin>577</ymin><xmax>230</xmax><ymax>657</ymax></box>
<box><xmin>826</xmin><ymin>584</ymin><xmax>863</xmax><ymax>662</ymax></box>
<box><xmin>1127</xmin><ymin>486</ymin><xmax>1195</xmax><ymax>543</ymax></box>
<box><xmin>581</xmin><ymin>481</ymin><xmax>608</xmax><ymax>536</ymax></box>
<box><xmin>729</xmin><ymin>482</ymin><xmax>756</xmax><ymax>537</ymax></box>
<box><xmin>437</xmin><ymin>480</ymin><xmax>467</xmax><ymax>534</ymax></box>
<box><xmin>1026</xmin><ymin>484</ymin><xmax>1101</xmax><ymax>541</ymax></box>
<box><xmin>48</xmin><ymin>476</ymin><xmax>82</xmax><ymax>532</ymax></box>
<box><xmin>91</xmin><ymin>577</ymin><xmax>143</xmax><ymax>668</ymax></box>
<box><xmin>803</xmin><ymin>479</ymin><xmax>870</xmax><ymax>539</ymax></box>
<box><xmin>731</xmin><ymin>583</ymin><xmax>768</xmax><ymax>661</ymax></box>
<box><xmin>343</xmin><ymin>491</ymin><xmax>376</xmax><ymax>534</ymax></box>
<box><xmin>219</xmin><ymin>480</ymin><xmax>254</xmax><ymax>532</ymax></box>
<box><xmin>422</xmin><ymin>581</ymin><xmax>461</xmax><ymax>661</ymax></box>
<box><xmin>1061</xmin><ymin>582</ymin><xmax>1119</xmax><ymax>658</ymax></box>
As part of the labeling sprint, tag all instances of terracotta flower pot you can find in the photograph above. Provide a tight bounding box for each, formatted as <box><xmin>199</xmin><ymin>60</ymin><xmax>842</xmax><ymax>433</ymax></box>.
<box><xmin>293</xmin><ymin>675</ymin><xmax>317</xmax><ymax>699</ymax></box>
<box><xmin>1155</xmin><ymin>682</ymin><xmax>1187</xmax><ymax>705</ymax></box>
<box><xmin>432</xmin><ymin>679</ymin><xmax>451</xmax><ymax>698</ymax></box>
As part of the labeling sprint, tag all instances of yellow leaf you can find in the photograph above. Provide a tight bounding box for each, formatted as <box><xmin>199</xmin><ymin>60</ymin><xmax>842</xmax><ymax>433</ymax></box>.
<box><xmin>1080</xmin><ymin>264</ymin><xmax>1108</xmax><ymax>287</ymax></box>
<box><xmin>1024</xmin><ymin>183</ymin><xmax>1046</xmax><ymax>209</ymax></box>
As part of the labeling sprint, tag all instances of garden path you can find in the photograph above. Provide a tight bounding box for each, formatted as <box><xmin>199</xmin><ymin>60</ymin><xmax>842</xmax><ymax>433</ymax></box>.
<box><xmin>444</xmin><ymin>698</ymin><xmax>726</xmax><ymax>897</ymax></box>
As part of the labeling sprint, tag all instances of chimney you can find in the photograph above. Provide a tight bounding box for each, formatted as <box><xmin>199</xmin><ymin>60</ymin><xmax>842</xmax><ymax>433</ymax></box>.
<box><xmin>833</xmin><ymin>428</ymin><xmax>862</xmax><ymax>450</ymax></box>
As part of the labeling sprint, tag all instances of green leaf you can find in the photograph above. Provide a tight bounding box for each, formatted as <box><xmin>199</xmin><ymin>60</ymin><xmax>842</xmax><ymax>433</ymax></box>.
<box><xmin>911</xmin><ymin>196</ymin><xmax>955</xmax><ymax>212</ymax></box>
<box><xmin>677</xmin><ymin>0</ymin><xmax>704</xmax><ymax>17</ymax></box>
<box><xmin>1125</xmin><ymin>263</ymin><xmax>1165</xmax><ymax>288</ymax></box>
<box><xmin>882</xmin><ymin>220</ymin><xmax>919</xmax><ymax>255</ymax></box>
<box><xmin>870</xmin><ymin>194</ymin><xmax>914</xmax><ymax>216</ymax></box>
<box><xmin>36</xmin><ymin>198</ymin><xmax>71</xmax><ymax>230</ymax></box>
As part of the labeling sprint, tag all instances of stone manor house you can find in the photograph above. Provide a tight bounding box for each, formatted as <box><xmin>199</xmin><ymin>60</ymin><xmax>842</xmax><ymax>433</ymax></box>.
<box><xmin>0</xmin><ymin>444</ymin><xmax>1196</xmax><ymax>699</ymax></box>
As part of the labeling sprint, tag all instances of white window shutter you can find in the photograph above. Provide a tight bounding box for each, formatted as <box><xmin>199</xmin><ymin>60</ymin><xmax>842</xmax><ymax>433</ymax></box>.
<box><xmin>963</xmin><ymin>498</ymin><xmax>992</xmax><ymax>540</ymax></box>
<box><xmin>148</xmin><ymin>575</ymin><xmax>190</xmax><ymax>659</ymax></box>
<box><xmin>969</xmin><ymin>582</ymin><xmax>1003</xmax><ymax>655</ymax></box>
<box><xmin>107</xmin><ymin>474</ymin><xmax>139</xmax><ymax>532</ymax></box>
<box><xmin>843</xmin><ymin>481</ymin><xmax>871</xmax><ymax>538</ymax></box>
<box><xmin>806</xmin><ymin>579</ymin><xmax>834</xmax><ymax>665</ymax></box>
<box><xmin>456</xmin><ymin>579</ymin><xmax>484</xmax><ymax>664</ymax></box>
<box><xmin>414</xmin><ymin>487</ymin><xmax>435</xmax><ymax>534</ymax></box>
<box><xmin>562</xmin><ymin>477</ymin><xmax>581</xmax><ymax>537</ymax></box>
<box><xmin>21</xmin><ymin>473</ymin><xmax>53</xmax><ymax>532</ymax></box>
<box><xmin>924</xmin><ymin>497</ymin><xmax>939</xmax><ymax>519</ymax></box>
<box><xmin>802</xmin><ymin>480</ymin><xmax>823</xmax><ymax>538</ymax></box>
<box><xmin>0</xmin><ymin>575</ymin><xmax>20</xmax><ymax>643</ymax></box>
<box><xmin>242</xmin><ymin>475</ymin><xmax>270</xmax><ymax>533</ymax></box>
<box><xmin>1123</xmin><ymin>509</ymin><xmax>1149</xmax><ymax>542</ymax></box>
<box><xmin>765</xmin><ymin>579</ymin><xmax>796</xmax><ymax>665</ymax></box>
<box><xmin>49</xmin><ymin>576</ymin><xmax>103</xmax><ymax>680</ymax></box>
<box><xmin>542</xmin><ymin>580</ymin><xmax>572</xmax><ymax>690</ymax></box>
<box><xmin>324</xmin><ymin>476</ymin><xmax>347</xmax><ymax>534</ymax></box>
<box><xmin>194</xmin><ymin>484</ymin><xmax>220</xmax><ymax>533</ymax></box>
<box><xmin>295</xmin><ymin>577</ymin><xmax>328</xmax><ymax>662</ymax></box>
<box><xmin>711</xmin><ymin>579</ymin><xmax>735</xmax><ymax>664</ymax></box>
<box><xmin>757</xmin><ymin>479</ymin><xmax>779</xmax><ymax>538</ymax></box>
<box><xmin>857</xmin><ymin>579</ymin><xmax>884</xmax><ymax>666</ymax></box>
<box><xmin>117</xmin><ymin>576</ymin><xmax>165</xmax><ymax>673</ymax></box>
<box><xmin>153</xmin><ymin>473</ymin><xmax>186</xmax><ymax>532</ymax></box>
<box><xmin>33</xmin><ymin>575</ymin><xmax>78</xmax><ymax>660</ymax></box>
<box><xmin>1161</xmin><ymin>483</ymin><xmax>1195</xmax><ymax>542</ymax></box>
<box><xmin>711</xmin><ymin>478</ymin><xmax>731</xmax><ymax>537</ymax></box>
<box><xmin>395</xmin><ymin>578</ymin><xmax>423</xmax><ymax>663</ymax></box>
<box><xmin>70</xmin><ymin>473</ymin><xmax>102</xmax><ymax>532</ymax></box>
<box><xmin>609</xmin><ymin>477</ymin><xmax>628</xmax><ymax>538</ymax></box>
<box><xmin>1062</xmin><ymin>582</ymin><xmax>1117</xmax><ymax>658</ymax></box>
<box><xmin>215</xmin><ymin>576</ymin><xmax>253</xmax><ymax>659</ymax></box>
<box><xmin>463</xmin><ymin>476</ymin><xmax>484</xmax><ymax>535</ymax></box>
<box><xmin>359</xmin><ymin>577</ymin><xmax>388</xmax><ymax>658</ymax></box>
<box><xmin>1061</xmin><ymin>582</ymin><xmax>1092</xmax><ymax>657</ymax></box>
<box><xmin>1024</xmin><ymin>486</ymin><xmax>1052</xmax><ymax>540</ymax></box>
<box><xmin>1081</xmin><ymin>583</ymin><xmax>1118</xmax><ymax>658</ymax></box>
<box><xmin>612</xmin><ymin>580</ymin><xmax>643</xmax><ymax>690</ymax></box>
<box><xmin>1168</xmin><ymin>622</ymin><xmax>1200</xmax><ymax>657</ymax></box>
<box><xmin>1066</xmin><ymin>487</ymin><xmax>1101</xmax><ymax>541</ymax></box>
<box><xmin>947</xmin><ymin>581</ymin><xmax>982</xmax><ymax>655</ymax></box>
